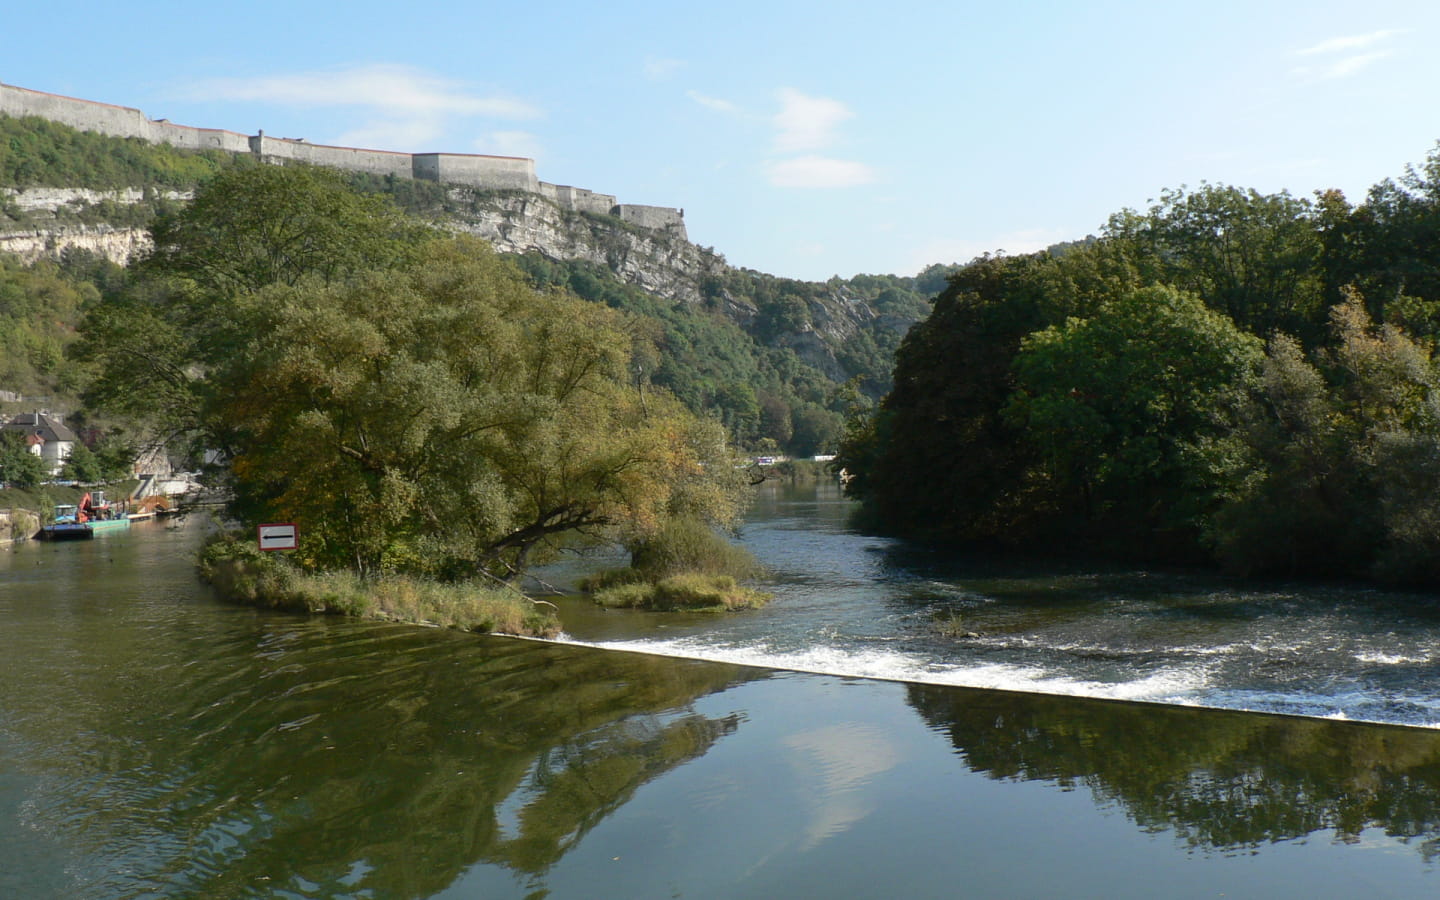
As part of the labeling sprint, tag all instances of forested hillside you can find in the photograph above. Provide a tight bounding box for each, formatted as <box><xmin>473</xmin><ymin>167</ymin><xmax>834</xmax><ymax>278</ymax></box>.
<box><xmin>840</xmin><ymin>147</ymin><xmax>1440</xmax><ymax>585</ymax></box>
<box><xmin>0</xmin><ymin>112</ymin><xmax>944</xmax><ymax>457</ymax></box>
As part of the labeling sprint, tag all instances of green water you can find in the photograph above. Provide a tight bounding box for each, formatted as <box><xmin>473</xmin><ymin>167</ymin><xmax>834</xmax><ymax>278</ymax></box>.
<box><xmin>3</xmin><ymin>522</ymin><xmax>1440</xmax><ymax>898</ymax></box>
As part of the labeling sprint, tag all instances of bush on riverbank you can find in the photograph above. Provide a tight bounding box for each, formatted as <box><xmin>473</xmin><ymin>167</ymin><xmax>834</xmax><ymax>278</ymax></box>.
<box><xmin>198</xmin><ymin>535</ymin><xmax>560</xmax><ymax>637</ymax></box>
<box><xmin>582</xmin><ymin>516</ymin><xmax>771</xmax><ymax>612</ymax></box>
<box><xmin>592</xmin><ymin>572</ymin><xmax>770</xmax><ymax>612</ymax></box>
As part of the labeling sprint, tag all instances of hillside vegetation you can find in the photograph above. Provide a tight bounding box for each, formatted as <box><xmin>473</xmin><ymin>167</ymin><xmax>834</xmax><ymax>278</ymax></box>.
<box><xmin>840</xmin><ymin>145</ymin><xmax>1440</xmax><ymax>585</ymax></box>
<box><xmin>1</xmin><ymin>112</ymin><xmax>939</xmax><ymax>457</ymax></box>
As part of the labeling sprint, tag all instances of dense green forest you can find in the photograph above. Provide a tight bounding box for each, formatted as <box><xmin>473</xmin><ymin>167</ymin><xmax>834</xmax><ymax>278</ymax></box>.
<box><xmin>1</xmin><ymin>112</ymin><xmax>941</xmax><ymax>457</ymax></box>
<box><xmin>840</xmin><ymin>146</ymin><xmax>1440</xmax><ymax>586</ymax></box>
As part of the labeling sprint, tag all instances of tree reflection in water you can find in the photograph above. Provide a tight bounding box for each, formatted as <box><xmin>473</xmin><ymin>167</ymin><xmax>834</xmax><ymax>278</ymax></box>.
<box><xmin>907</xmin><ymin>682</ymin><xmax>1440</xmax><ymax>859</ymax></box>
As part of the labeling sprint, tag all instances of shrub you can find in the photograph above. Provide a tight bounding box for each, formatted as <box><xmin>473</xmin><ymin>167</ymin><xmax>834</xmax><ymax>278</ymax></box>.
<box><xmin>198</xmin><ymin>533</ymin><xmax>559</xmax><ymax>636</ymax></box>
<box><xmin>593</xmin><ymin>573</ymin><xmax>769</xmax><ymax>612</ymax></box>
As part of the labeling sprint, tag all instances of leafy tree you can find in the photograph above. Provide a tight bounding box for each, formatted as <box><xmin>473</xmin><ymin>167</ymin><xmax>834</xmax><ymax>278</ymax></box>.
<box><xmin>60</xmin><ymin>440</ymin><xmax>104</xmax><ymax>483</ymax></box>
<box><xmin>1103</xmin><ymin>184</ymin><xmax>1324</xmax><ymax>339</ymax></box>
<box><xmin>837</xmin><ymin>253</ymin><xmax>1063</xmax><ymax>540</ymax></box>
<box><xmin>0</xmin><ymin>430</ymin><xmax>46</xmax><ymax>488</ymax></box>
<box><xmin>142</xmin><ymin>163</ymin><xmax>433</xmax><ymax>299</ymax></box>
<box><xmin>211</xmin><ymin>238</ymin><xmax>746</xmax><ymax>579</ymax></box>
<box><xmin>73</xmin><ymin>165</ymin><xmax>436</xmax><ymax>452</ymax></box>
<box><xmin>1006</xmin><ymin>285</ymin><xmax>1263</xmax><ymax>549</ymax></box>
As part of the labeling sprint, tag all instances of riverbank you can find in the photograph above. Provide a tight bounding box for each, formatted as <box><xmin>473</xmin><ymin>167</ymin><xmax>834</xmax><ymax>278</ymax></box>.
<box><xmin>199</xmin><ymin>534</ymin><xmax>561</xmax><ymax>638</ymax></box>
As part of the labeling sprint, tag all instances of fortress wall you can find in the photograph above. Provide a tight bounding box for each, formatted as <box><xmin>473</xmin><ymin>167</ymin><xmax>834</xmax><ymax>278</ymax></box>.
<box><xmin>253</xmin><ymin>135</ymin><xmax>414</xmax><ymax>178</ymax></box>
<box><xmin>615</xmin><ymin>204</ymin><xmax>686</xmax><ymax>238</ymax></box>
<box><xmin>416</xmin><ymin>154</ymin><xmax>538</xmax><ymax>192</ymax></box>
<box><xmin>3</xmin><ymin>81</ymin><xmax>688</xmax><ymax>239</ymax></box>
<box><xmin>147</xmin><ymin>120</ymin><xmax>252</xmax><ymax>154</ymax></box>
<box><xmin>1</xmin><ymin>82</ymin><xmax>153</xmax><ymax>140</ymax></box>
<box><xmin>551</xmin><ymin>184</ymin><xmax>617</xmax><ymax>216</ymax></box>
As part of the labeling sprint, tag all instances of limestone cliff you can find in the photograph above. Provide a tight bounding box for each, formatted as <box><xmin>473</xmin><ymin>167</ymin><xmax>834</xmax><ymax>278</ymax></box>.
<box><xmin>1</xmin><ymin>182</ymin><xmax>906</xmax><ymax>387</ymax></box>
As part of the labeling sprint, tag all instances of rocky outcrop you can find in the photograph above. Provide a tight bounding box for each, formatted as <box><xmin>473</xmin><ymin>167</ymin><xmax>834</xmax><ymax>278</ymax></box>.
<box><xmin>445</xmin><ymin>188</ymin><xmax>721</xmax><ymax>303</ymax></box>
<box><xmin>1</xmin><ymin>183</ymin><xmax>888</xmax><ymax>376</ymax></box>
<box><xmin>0</xmin><ymin>223</ymin><xmax>151</xmax><ymax>265</ymax></box>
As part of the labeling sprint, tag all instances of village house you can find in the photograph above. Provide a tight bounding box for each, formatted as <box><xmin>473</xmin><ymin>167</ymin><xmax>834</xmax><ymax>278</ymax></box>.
<box><xmin>1</xmin><ymin>411</ymin><xmax>78</xmax><ymax>476</ymax></box>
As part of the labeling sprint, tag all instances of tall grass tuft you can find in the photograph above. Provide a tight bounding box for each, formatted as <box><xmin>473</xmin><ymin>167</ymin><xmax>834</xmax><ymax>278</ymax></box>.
<box><xmin>583</xmin><ymin>517</ymin><xmax>771</xmax><ymax>612</ymax></box>
<box><xmin>198</xmin><ymin>533</ymin><xmax>559</xmax><ymax>637</ymax></box>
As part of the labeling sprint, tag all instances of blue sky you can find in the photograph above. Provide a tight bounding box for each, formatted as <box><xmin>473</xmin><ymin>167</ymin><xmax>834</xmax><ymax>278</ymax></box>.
<box><xmin>8</xmin><ymin>1</ymin><xmax>1440</xmax><ymax>281</ymax></box>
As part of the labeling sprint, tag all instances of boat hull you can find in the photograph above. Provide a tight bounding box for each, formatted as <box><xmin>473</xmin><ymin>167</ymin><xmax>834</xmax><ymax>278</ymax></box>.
<box><xmin>39</xmin><ymin>523</ymin><xmax>94</xmax><ymax>541</ymax></box>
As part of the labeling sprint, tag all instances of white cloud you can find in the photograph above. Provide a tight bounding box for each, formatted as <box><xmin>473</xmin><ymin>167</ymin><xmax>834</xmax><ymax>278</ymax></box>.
<box><xmin>185</xmin><ymin>64</ymin><xmax>539</xmax><ymax>118</ymax></box>
<box><xmin>764</xmin><ymin>155</ymin><xmax>876</xmax><ymax>188</ymax></box>
<box><xmin>773</xmin><ymin>88</ymin><xmax>853</xmax><ymax>153</ymax></box>
<box><xmin>905</xmin><ymin>229</ymin><xmax>1066</xmax><ymax>273</ymax></box>
<box><xmin>475</xmin><ymin>130</ymin><xmax>542</xmax><ymax>159</ymax></box>
<box><xmin>1296</xmin><ymin>29</ymin><xmax>1404</xmax><ymax>56</ymax></box>
<box><xmin>1291</xmin><ymin>29</ymin><xmax>1403</xmax><ymax>81</ymax></box>
<box><xmin>1291</xmin><ymin>51</ymin><xmax>1392</xmax><ymax>81</ymax></box>
<box><xmin>687</xmin><ymin>90</ymin><xmax>740</xmax><ymax>114</ymax></box>
<box><xmin>644</xmin><ymin>57</ymin><xmax>685</xmax><ymax>80</ymax></box>
<box><xmin>335</xmin><ymin>119</ymin><xmax>445</xmax><ymax>151</ymax></box>
<box><xmin>179</xmin><ymin>64</ymin><xmax>540</xmax><ymax>152</ymax></box>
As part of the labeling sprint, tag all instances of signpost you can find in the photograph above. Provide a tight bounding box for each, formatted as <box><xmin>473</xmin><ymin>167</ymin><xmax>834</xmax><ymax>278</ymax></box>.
<box><xmin>257</xmin><ymin>522</ymin><xmax>298</xmax><ymax>552</ymax></box>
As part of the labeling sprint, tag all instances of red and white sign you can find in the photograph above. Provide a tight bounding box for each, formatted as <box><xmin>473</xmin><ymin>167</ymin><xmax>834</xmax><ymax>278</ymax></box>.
<box><xmin>257</xmin><ymin>523</ymin><xmax>299</xmax><ymax>551</ymax></box>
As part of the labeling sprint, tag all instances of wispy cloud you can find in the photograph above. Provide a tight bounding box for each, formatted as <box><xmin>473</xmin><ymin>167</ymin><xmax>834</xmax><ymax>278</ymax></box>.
<box><xmin>763</xmin><ymin>88</ymin><xmax>873</xmax><ymax>189</ymax></box>
<box><xmin>475</xmin><ymin>130</ymin><xmax>542</xmax><ymax>159</ymax></box>
<box><xmin>1296</xmin><ymin>29</ymin><xmax>1404</xmax><ymax>56</ymax></box>
<box><xmin>644</xmin><ymin>56</ymin><xmax>685</xmax><ymax>81</ymax></box>
<box><xmin>179</xmin><ymin>64</ymin><xmax>540</xmax><ymax>151</ymax></box>
<box><xmin>1291</xmin><ymin>29</ymin><xmax>1404</xmax><ymax>80</ymax></box>
<box><xmin>772</xmin><ymin>88</ymin><xmax>854</xmax><ymax>153</ymax></box>
<box><xmin>765</xmin><ymin>155</ymin><xmax>876</xmax><ymax>188</ymax></box>
<box><xmin>687</xmin><ymin>90</ymin><xmax>740</xmax><ymax>114</ymax></box>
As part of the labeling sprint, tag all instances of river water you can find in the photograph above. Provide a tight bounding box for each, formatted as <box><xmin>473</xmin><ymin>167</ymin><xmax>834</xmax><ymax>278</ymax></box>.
<box><xmin>555</xmin><ymin>480</ymin><xmax>1440</xmax><ymax>730</ymax></box>
<box><xmin>3</xmin><ymin>492</ymin><xmax>1440</xmax><ymax>897</ymax></box>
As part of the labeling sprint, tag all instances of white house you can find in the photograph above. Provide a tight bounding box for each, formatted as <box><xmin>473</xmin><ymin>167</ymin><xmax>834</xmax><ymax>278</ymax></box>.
<box><xmin>1</xmin><ymin>411</ymin><xmax>78</xmax><ymax>476</ymax></box>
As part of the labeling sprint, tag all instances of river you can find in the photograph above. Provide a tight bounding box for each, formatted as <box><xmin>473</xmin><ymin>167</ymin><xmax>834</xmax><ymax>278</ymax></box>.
<box><xmin>556</xmin><ymin>480</ymin><xmax>1440</xmax><ymax>729</ymax></box>
<box><xmin>1</xmin><ymin>490</ymin><xmax>1440</xmax><ymax>897</ymax></box>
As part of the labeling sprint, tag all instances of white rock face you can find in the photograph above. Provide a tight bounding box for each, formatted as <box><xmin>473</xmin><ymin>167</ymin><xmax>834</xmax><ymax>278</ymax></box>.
<box><xmin>0</xmin><ymin>224</ymin><xmax>152</xmax><ymax>265</ymax></box>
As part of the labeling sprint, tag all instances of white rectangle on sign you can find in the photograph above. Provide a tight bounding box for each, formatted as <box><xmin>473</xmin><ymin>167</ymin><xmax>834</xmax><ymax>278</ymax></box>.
<box><xmin>257</xmin><ymin>523</ymin><xmax>298</xmax><ymax>551</ymax></box>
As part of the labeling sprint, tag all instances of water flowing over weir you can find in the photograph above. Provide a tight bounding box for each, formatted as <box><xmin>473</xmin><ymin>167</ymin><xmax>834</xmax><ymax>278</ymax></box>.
<box><xmin>547</xmin><ymin>480</ymin><xmax>1440</xmax><ymax>730</ymax></box>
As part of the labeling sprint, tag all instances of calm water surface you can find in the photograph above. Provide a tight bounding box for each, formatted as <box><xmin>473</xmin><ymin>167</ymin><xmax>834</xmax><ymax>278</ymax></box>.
<box><xmin>2</xmin><ymin>501</ymin><xmax>1440</xmax><ymax>898</ymax></box>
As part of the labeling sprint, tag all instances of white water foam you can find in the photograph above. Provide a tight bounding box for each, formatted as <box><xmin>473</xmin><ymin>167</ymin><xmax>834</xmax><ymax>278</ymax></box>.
<box><xmin>555</xmin><ymin>635</ymin><xmax>1440</xmax><ymax>730</ymax></box>
<box><xmin>566</xmin><ymin>636</ymin><xmax>1212</xmax><ymax>705</ymax></box>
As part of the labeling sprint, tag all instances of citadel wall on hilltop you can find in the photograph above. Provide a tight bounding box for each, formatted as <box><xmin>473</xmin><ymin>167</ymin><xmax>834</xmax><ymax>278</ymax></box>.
<box><xmin>0</xmin><ymin>81</ymin><xmax>685</xmax><ymax>238</ymax></box>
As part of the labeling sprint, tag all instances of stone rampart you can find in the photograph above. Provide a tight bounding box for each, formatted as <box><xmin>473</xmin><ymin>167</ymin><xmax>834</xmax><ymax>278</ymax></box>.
<box><xmin>546</xmin><ymin>184</ymin><xmax>618</xmax><ymax>216</ymax></box>
<box><xmin>252</xmin><ymin>135</ymin><xmax>414</xmax><ymax>178</ymax></box>
<box><xmin>1</xmin><ymin>81</ymin><xmax>685</xmax><ymax>236</ymax></box>
<box><xmin>615</xmin><ymin>204</ymin><xmax>687</xmax><ymax>239</ymax></box>
<box><xmin>416</xmin><ymin>153</ymin><xmax>538</xmax><ymax>192</ymax></box>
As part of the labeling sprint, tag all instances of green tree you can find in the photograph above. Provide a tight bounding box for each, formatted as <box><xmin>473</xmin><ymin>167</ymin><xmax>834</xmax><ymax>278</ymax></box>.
<box><xmin>0</xmin><ymin>430</ymin><xmax>47</xmax><ymax>488</ymax></box>
<box><xmin>60</xmin><ymin>441</ymin><xmax>104</xmax><ymax>483</ymax></box>
<box><xmin>212</xmin><ymin>238</ymin><xmax>746</xmax><ymax>579</ymax></box>
<box><xmin>72</xmin><ymin>165</ymin><xmax>435</xmax><ymax>452</ymax></box>
<box><xmin>1104</xmin><ymin>184</ymin><xmax>1324</xmax><ymax>339</ymax></box>
<box><xmin>143</xmin><ymin>163</ymin><xmax>432</xmax><ymax>298</ymax></box>
<box><xmin>1006</xmin><ymin>285</ymin><xmax>1263</xmax><ymax>550</ymax></box>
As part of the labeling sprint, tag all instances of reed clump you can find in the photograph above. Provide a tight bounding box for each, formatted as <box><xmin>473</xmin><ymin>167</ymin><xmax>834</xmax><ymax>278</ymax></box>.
<box><xmin>582</xmin><ymin>517</ymin><xmax>771</xmax><ymax>612</ymax></box>
<box><xmin>198</xmin><ymin>534</ymin><xmax>559</xmax><ymax>637</ymax></box>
